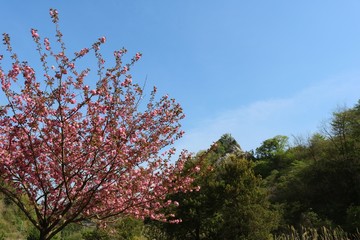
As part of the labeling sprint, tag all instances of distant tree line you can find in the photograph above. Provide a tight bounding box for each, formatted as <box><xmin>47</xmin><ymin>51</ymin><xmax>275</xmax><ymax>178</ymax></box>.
<box><xmin>144</xmin><ymin>100</ymin><xmax>360</xmax><ymax>239</ymax></box>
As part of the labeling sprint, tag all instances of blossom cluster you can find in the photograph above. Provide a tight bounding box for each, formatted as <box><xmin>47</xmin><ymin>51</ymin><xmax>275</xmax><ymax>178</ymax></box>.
<box><xmin>0</xmin><ymin>9</ymin><xmax>198</xmax><ymax>237</ymax></box>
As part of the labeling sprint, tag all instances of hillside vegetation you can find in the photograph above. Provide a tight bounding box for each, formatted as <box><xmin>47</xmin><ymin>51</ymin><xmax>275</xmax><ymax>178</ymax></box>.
<box><xmin>1</xmin><ymin>100</ymin><xmax>360</xmax><ymax>239</ymax></box>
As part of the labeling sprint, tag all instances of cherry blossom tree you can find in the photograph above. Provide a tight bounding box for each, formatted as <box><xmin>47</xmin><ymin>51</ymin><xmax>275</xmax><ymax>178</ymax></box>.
<box><xmin>0</xmin><ymin>9</ymin><xmax>195</xmax><ymax>240</ymax></box>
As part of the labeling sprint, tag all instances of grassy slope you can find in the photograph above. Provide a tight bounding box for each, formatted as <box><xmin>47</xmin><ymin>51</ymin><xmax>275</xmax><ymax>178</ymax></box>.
<box><xmin>0</xmin><ymin>195</ymin><xmax>30</xmax><ymax>240</ymax></box>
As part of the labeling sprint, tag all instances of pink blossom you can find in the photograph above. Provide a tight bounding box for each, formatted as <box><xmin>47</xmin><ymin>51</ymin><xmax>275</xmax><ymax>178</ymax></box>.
<box><xmin>68</xmin><ymin>63</ymin><xmax>75</xmax><ymax>69</ymax></box>
<box><xmin>121</xmin><ymin>78</ymin><xmax>132</xmax><ymax>87</ymax></box>
<box><xmin>31</xmin><ymin>29</ymin><xmax>39</xmax><ymax>39</ymax></box>
<box><xmin>44</xmin><ymin>38</ymin><xmax>50</xmax><ymax>50</ymax></box>
<box><xmin>0</xmin><ymin>8</ymin><xmax>195</xmax><ymax>239</ymax></box>
<box><xmin>135</xmin><ymin>52</ymin><xmax>142</xmax><ymax>60</ymax></box>
<box><xmin>99</xmin><ymin>36</ymin><xmax>106</xmax><ymax>43</ymax></box>
<box><xmin>169</xmin><ymin>148</ymin><xmax>176</xmax><ymax>155</ymax></box>
<box><xmin>49</xmin><ymin>9</ymin><xmax>59</xmax><ymax>22</ymax></box>
<box><xmin>77</xmin><ymin>48</ymin><xmax>89</xmax><ymax>57</ymax></box>
<box><xmin>49</xmin><ymin>8</ymin><xmax>58</xmax><ymax>16</ymax></box>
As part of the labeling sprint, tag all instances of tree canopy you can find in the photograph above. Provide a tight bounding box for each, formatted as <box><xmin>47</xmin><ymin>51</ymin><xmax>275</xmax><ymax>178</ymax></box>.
<box><xmin>0</xmin><ymin>9</ymin><xmax>195</xmax><ymax>240</ymax></box>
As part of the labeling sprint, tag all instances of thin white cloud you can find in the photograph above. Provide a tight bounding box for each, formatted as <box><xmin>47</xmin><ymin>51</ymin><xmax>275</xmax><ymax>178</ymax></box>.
<box><xmin>176</xmin><ymin>72</ymin><xmax>360</xmax><ymax>153</ymax></box>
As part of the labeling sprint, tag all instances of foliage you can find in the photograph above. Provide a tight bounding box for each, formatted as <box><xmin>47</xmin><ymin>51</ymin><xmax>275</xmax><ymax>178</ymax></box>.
<box><xmin>27</xmin><ymin>226</ymin><xmax>41</xmax><ymax>240</ymax></box>
<box><xmin>0</xmin><ymin>9</ymin><xmax>195</xmax><ymax>240</ymax></box>
<box><xmin>262</xmin><ymin>101</ymin><xmax>360</xmax><ymax>233</ymax></box>
<box><xmin>254</xmin><ymin>135</ymin><xmax>291</xmax><ymax>178</ymax></box>
<box><xmin>256</xmin><ymin>135</ymin><xmax>289</xmax><ymax>160</ymax></box>
<box><xmin>345</xmin><ymin>205</ymin><xmax>360</xmax><ymax>232</ymax></box>
<box><xmin>82</xmin><ymin>217</ymin><xmax>144</xmax><ymax>240</ymax></box>
<box><xmin>0</xmin><ymin>193</ymin><xmax>31</xmax><ymax>239</ymax></box>
<box><xmin>82</xmin><ymin>228</ymin><xmax>111</xmax><ymax>240</ymax></box>
<box><xmin>274</xmin><ymin>226</ymin><xmax>360</xmax><ymax>240</ymax></box>
<box><xmin>147</xmin><ymin>135</ymin><xmax>279</xmax><ymax>240</ymax></box>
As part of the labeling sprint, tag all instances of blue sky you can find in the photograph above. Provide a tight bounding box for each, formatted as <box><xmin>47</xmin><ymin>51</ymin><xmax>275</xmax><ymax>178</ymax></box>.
<box><xmin>1</xmin><ymin>1</ymin><xmax>360</xmax><ymax>153</ymax></box>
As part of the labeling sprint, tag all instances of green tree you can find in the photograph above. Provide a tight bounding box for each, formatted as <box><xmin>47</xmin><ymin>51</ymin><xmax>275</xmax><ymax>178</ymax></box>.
<box><xmin>269</xmin><ymin>101</ymin><xmax>360</xmax><ymax>231</ymax></box>
<box><xmin>256</xmin><ymin>135</ymin><xmax>289</xmax><ymax>160</ymax></box>
<box><xmin>149</xmin><ymin>135</ymin><xmax>279</xmax><ymax>240</ymax></box>
<box><xmin>254</xmin><ymin>135</ymin><xmax>290</xmax><ymax>178</ymax></box>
